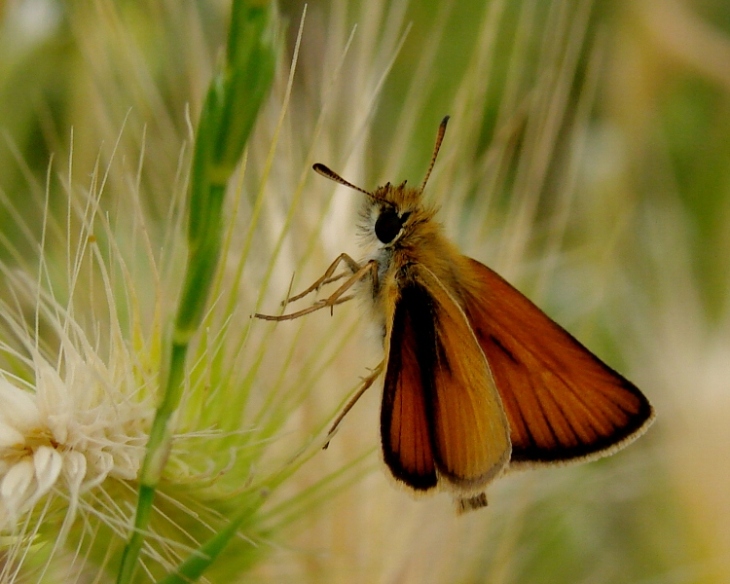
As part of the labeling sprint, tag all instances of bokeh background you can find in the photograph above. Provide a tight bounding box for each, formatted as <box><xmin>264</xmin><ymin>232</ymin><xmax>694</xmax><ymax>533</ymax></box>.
<box><xmin>1</xmin><ymin>0</ymin><xmax>729</xmax><ymax>582</ymax></box>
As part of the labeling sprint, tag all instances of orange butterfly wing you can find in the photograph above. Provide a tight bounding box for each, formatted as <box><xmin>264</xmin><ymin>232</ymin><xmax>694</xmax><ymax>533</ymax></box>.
<box><xmin>380</xmin><ymin>267</ymin><xmax>511</xmax><ymax>493</ymax></box>
<box><xmin>461</xmin><ymin>258</ymin><xmax>654</xmax><ymax>467</ymax></box>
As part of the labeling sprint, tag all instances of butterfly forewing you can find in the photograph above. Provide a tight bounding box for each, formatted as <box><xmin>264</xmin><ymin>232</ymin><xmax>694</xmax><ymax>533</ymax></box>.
<box><xmin>381</xmin><ymin>267</ymin><xmax>511</xmax><ymax>493</ymax></box>
<box><xmin>461</xmin><ymin>258</ymin><xmax>654</xmax><ymax>466</ymax></box>
<box><xmin>381</xmin><ymin>282</ymin><xmax>438</xmax><ymax>490</ymax></box>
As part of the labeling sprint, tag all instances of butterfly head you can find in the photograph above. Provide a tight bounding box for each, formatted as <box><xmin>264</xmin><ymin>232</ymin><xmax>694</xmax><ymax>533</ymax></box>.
<box><xmin>312</xmin><ymin>116</ymin><xmax>450</xmax><ymax>249</ymax></box>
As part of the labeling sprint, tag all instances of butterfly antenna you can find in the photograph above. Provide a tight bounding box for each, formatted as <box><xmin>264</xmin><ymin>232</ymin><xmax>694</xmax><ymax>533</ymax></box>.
<box><xmin>313</xmin><ymin>163</ymin><xmax>373</xmax><ymax>197</ymax></box>
<box><xmin>419</xmin><ymin>115</ymin><xmax>450</xmax><ymax>193</ymax></box>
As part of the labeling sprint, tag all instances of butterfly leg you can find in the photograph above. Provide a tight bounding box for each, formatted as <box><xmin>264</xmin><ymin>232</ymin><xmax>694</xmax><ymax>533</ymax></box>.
<box><xmin>284</xmin><ymin>253</ymin><xmax>362</xmax><ymax>304</ymax></box>
<box><xmin>254</xmin><ymin>259</ymin><xmax>378</xmax><ymax>321</ymax></box>
<box><xmin>323</xmin><ymin>360</ymin><xmax>385</xmax><ymax>449</ymax></box>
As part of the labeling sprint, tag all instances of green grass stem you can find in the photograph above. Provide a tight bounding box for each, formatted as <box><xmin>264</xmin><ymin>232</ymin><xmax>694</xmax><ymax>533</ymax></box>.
<box><xmin>117</xmin><ymin>2</ymin><xmax>278</xmax><ymax>581</ymax></box>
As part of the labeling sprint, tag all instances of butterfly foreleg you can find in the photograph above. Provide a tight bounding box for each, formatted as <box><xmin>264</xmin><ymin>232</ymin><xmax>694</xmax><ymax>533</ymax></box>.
<box><xmin>284</xmin><ymin>253</ymin><xmax>363</xmax><ymax>304</ymax></box>
<box><xmin>254</xmin><ymin>258</ymin><xmax>378</xmax><ymax>321</ymax></box>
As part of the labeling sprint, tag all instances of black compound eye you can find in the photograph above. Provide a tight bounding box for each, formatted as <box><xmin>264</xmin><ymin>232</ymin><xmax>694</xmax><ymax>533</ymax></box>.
<box><xmin>374</xmin><ymin>209</ymin><xmax>404</xmax><ymax>243</ymax></box>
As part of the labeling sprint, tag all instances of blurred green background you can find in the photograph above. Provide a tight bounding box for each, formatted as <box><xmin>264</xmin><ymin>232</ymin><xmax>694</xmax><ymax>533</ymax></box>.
<box><xmin>1</xmin><ymin>0</ymin><xmax>729</xmax><ymax>582</ymax></box>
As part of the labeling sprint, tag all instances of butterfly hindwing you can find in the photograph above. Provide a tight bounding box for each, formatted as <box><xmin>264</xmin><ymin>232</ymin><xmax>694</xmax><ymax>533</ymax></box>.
<box><xmin>381</xmin><ymin>267</ymin><xmax>511</xmax><ymax>493</ymax></box>
<box><xmin>461</xmin><ymin>258</ymin><xmax>654</xmax><ymax>467</ymax></box>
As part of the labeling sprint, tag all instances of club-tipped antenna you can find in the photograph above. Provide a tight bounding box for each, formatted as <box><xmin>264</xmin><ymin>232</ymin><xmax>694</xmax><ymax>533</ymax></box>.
<box><xmin>312</xmin><ymin>163</ymin><xmax>373</xmax><ymax>197</ymax></box>
<box><xmin>419</xmin><ymin>115</ymin><xmax>450</xmax><ymax>193</ymax></box>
